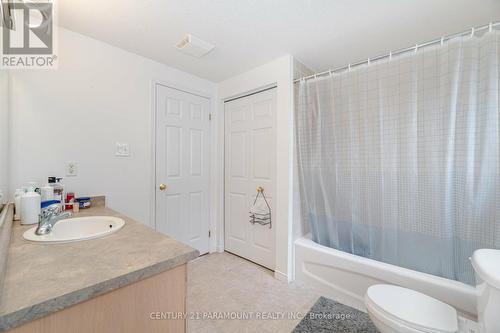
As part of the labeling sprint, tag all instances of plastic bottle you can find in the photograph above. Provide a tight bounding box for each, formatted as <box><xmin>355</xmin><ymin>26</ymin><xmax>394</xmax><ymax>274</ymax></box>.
<box><xmin>48</xmin><ymin>177</ymin><xmax>65</xmax><ymax>209</ymax></box>
<box><xmin>14</xmin><ymin>188</ymin><xmax>24</xmax><ymax>221</ymax></box>
<box><xmin>40</xmin><ymin>185</ymin><xmax>54</xmax><ymax>202</ymax></box>
<box><xmin>21</xmin><ymin>183</ymin><xmax>41</xmax><ymax>225</ymax></box>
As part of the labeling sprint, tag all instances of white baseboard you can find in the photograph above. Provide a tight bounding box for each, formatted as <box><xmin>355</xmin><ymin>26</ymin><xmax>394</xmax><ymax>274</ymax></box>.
<box><xmin>274</xmin><ymin>270</ymin><xmax>288</xmax><ymax>282</ymax></box>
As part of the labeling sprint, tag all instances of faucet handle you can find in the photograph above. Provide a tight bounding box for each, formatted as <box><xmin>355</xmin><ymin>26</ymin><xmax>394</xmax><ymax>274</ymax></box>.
<box><xmin>36</xmin><ymin>203</ymin><xmax>69</xmax><ymax>235</ymax></box>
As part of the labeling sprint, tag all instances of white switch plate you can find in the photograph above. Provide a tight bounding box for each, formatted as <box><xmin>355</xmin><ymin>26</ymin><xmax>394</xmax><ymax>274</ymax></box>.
<box><xmin>115</xmin><ymin>143</ymin><xmax>130</xmax><ymax>157</ymax></box>
<box><xmin>67</xmin><ymin>162</ymin><xmax>78</xmax><ymax>176</ymax></box>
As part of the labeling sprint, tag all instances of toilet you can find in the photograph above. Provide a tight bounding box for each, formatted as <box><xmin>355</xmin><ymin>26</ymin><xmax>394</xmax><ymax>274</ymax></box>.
<box><xmin>364</xmin><ymin>249</ymin><xmax>500</xmax><ymax>333</ymax></box>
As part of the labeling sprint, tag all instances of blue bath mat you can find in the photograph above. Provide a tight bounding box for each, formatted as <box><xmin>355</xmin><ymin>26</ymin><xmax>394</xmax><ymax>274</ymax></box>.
<box><xmin>292</xmin><ymin>296</ymin><xmax>379</xmax><ymax>333</ymax></box>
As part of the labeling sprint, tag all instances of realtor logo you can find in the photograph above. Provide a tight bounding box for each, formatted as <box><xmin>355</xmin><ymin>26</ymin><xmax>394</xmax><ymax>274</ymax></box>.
<box><xmin>1</xmin><ymin>0</ymin><xmax>57</xmax><ymax>69</ymax></box>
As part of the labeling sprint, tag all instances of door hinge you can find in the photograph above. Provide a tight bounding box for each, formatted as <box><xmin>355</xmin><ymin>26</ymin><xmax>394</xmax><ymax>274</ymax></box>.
<box><xmin>209</xmin><ymin>113</ymin><xmax>213</xmax><ymax>121</ymax></box>
<box><xmin>208</xmin><ymin>230</ymin><xmax>211</xmax><ymax>238</ymax></box>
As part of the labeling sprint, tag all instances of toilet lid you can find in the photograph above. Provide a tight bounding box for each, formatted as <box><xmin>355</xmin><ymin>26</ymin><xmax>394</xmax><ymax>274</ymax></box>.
<box><xmin>471</xmin><ymin>249</ymin><xmax>500</xmax><ymax>290</ymax></box>
<box><xmin>365</xmin><ymin>285</ymin><xmax>458</xmax><ymax>333</ymax></box>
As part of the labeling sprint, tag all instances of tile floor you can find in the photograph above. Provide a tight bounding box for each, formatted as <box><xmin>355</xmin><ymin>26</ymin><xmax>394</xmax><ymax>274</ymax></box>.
<box><xmin>187</xmin><ymin>252</ymin><xmax>321</xmax><ymax>333</ymax></box>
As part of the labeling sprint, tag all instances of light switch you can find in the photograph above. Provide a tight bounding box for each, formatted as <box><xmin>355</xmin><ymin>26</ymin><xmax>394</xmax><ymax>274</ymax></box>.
<box><xmin>67</xmin><ymin>162</ymin><xmax>78</xmax><ymax>176</ymax></box>
<box><xmin>115</xmin><ymin>143</ymin><xmax>130</xmax><ymax>157</ymax></box>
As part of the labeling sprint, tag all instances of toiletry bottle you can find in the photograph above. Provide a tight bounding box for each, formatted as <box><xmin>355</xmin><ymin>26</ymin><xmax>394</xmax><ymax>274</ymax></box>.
<box><xmin>57</xmin><ymin>178</ymin><xmax>65</xmax><ymax>210</ymax></box>
<box><xmin>48</xmin><ymin>177</ymin><xmax>65</xmax><ymax>209</ymax></box>
<box><xmin>14</xmin><ymin>188</ymin><xmax>24</xmax><ymax>221</ymax></box>
<box><xmin>21</xmin><ymin>183</ymin><xmax>41</xmax><ymax>225</ymax></box>
<box><xmin>40</xmin><ymin>184</ymin><xmax>54</xmax><ymax>202</ymax></box>
<box><xmin>65</xmin><ymin>192</ymin><xmax>75</xmax><ymax>210</ymax></box>
<box><xmin>72</xmin><ymin>201</ymin><xmax>79</xmax><ymax>213</ymax></box>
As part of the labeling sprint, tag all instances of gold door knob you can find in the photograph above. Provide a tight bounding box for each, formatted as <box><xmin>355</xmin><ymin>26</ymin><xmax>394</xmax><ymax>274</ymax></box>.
<box><xmin>159</xmin><ymin>184</ymin><xmax>167</xmax><ymax>191</ymax></box>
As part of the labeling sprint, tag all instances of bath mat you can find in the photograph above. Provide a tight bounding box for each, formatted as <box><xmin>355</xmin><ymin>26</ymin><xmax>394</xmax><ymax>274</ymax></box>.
<box><xmin>292</xmin><ymin>296</ymin><xmax>379</xmax><ymax>333</ymax></box>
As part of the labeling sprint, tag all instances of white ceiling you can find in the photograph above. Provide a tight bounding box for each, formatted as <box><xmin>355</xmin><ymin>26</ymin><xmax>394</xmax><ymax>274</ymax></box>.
<box><xmin>59</xmin><ymin>0</ymin><xmax>500</xmax><ymax>82</ymax></box>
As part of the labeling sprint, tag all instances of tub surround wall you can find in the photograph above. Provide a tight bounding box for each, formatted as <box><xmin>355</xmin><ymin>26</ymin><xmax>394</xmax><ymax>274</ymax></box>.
<box><xmin>0</xmin><ymin>206</ymin><xmax>199</xmax><ymax>332</ymax></box>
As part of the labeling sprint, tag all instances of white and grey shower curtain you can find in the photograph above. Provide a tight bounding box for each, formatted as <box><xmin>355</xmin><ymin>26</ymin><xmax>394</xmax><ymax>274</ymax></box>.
<box><xmin>296</xmin><ymin>31</ymin><xmax>499</xmax><ymax>285</ymax></box>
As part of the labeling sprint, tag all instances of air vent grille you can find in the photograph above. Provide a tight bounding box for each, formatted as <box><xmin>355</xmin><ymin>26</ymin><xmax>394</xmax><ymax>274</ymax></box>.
<box><xmin>174</xmin><ymin>34</ymin><xmax>214</xmax><ymax>58</ymax></box>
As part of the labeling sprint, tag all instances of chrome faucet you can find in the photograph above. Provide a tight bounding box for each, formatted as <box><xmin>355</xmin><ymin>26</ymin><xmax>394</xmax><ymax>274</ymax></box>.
<box><xmin>35</xmin><ymin>203</ymin><xmax>72</xmax><ymax>235</ymax></box>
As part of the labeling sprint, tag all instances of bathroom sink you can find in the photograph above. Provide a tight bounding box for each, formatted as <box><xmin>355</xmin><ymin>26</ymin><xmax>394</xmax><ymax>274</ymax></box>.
<box><xmin>23</xmin><ymin>216</ymin><xmax>125</xmax><ymax>244</ymax></box>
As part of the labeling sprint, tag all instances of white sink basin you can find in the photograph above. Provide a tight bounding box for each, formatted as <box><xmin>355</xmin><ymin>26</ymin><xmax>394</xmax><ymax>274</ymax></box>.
<box><xmin>23</xmin><ymin>216</ymin><xmax>125</xmax><ymax>243</ymax></box>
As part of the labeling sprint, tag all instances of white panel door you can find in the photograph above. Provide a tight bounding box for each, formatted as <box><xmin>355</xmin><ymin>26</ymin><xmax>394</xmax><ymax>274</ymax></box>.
<box><xmin>155</xmin><ymin>84</ymin><xmax>210</xmax><ymax>254</ymax></box>
<box><xmin>224</xmin><ymin>88</ymin><xmax>276</xmax><ymax>269</ymax></box>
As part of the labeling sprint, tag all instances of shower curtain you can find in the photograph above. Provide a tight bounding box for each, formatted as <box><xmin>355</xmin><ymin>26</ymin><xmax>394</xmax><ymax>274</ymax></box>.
<box><xmin>295</xmin><ymin>31</ymin><xmax>499</xmax><ymax>285</ymax></box>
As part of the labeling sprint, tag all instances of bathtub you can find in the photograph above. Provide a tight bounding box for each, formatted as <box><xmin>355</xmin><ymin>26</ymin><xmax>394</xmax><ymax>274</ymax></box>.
<box><xmin>295</xmin><ymin>235</ymin><xmax>478</xmax><ymax>318</ymax></box>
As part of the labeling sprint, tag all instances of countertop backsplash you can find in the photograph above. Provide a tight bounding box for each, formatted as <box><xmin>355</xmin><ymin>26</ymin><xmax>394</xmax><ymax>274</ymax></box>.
<box><xmin>0</xmin><ymin>204</ymin><xmax>14</xmax><ymax>301</ymax></box>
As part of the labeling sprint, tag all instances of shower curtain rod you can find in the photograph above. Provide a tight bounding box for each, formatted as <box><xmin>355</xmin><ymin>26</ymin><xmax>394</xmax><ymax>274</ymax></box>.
<box><xmin>294</xmin><ymin>21</ymin><xmax>500</xmax><ymax>83</ymax></box>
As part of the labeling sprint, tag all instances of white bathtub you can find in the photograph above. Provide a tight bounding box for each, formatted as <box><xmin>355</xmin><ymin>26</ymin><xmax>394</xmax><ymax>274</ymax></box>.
<box><xmin>295</xmin><ymin>235</ymin><xmax>478</xmax><ymax>318</ymax></box>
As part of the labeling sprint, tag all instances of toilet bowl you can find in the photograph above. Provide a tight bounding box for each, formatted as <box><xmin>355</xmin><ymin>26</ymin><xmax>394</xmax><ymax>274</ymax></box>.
<box><xmin>364</xmin><ymin>249</ymin><xmax>500</xmax><ymax>333</ymax></box>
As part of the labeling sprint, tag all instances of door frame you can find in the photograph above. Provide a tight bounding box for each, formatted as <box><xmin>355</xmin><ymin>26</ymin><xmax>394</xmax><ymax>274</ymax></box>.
<box><xmin>223</xmin><ymin>85</ymin><xmax>278</xmax><ymax>269</ymax></box>
<box><xmin>218</xmin><ymin>83</ymin><xmax>278</xmax><ymax>253</ymax></box>
<box><xmin>150</xmin><ymin>79</ymin><xmax>215</xmax><ymax>252</ymax></box>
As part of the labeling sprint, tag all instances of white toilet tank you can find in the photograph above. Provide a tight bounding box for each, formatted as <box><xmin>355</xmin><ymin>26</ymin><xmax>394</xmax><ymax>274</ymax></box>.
<box><xmin>471</xmin><ymin>249</ymin><xmax>500</xmax><ymax>333</ymax></box>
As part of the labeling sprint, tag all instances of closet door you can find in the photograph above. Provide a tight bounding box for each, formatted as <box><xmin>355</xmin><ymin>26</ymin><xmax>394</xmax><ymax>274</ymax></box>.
<box><xmin>224</xmin><ymin>88</ymin><xmax>276</xmax><ymax>270</ymax></box>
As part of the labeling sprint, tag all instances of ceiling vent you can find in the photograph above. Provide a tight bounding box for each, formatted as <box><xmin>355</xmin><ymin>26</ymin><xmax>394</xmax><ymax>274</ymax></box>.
<box><xmin>175</xmin><ymin>34</ymin><xmax>215</xmax><ymax>58</ymax></box>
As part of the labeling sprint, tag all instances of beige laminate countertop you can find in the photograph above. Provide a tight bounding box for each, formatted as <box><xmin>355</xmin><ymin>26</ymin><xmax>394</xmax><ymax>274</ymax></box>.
<box><xmin>0</xmin><ymin>206</ymin><xmax>199</xmax><ymax>331</ymax></box>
